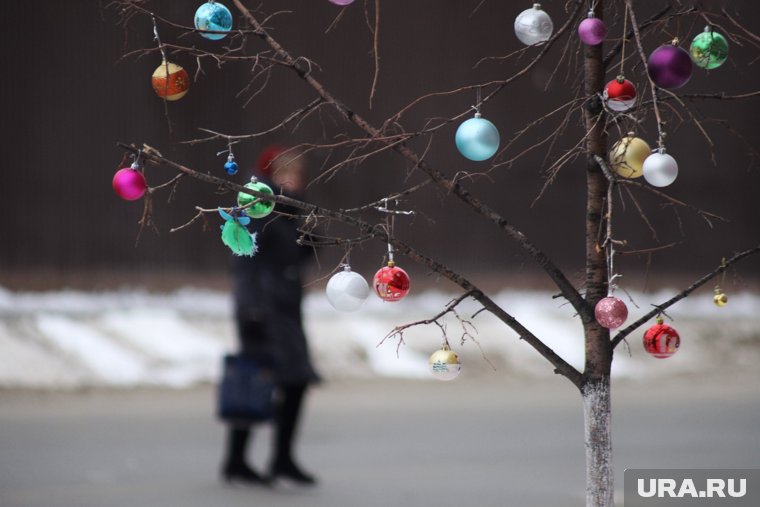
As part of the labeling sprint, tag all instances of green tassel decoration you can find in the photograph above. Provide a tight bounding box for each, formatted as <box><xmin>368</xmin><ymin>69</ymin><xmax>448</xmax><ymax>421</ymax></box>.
<box><xmin>218</xmin><ymin>207</ymin><xmax>257</xmax><ymax>256</ymax></box>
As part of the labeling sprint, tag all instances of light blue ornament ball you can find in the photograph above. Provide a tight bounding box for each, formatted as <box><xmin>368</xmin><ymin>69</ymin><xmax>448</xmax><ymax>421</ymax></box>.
<box><xmin>455</xmin><ymin>115</ymin><xmax>500</xmax><ymax>161</ymax></box>
<box><xmin>195</xmin><ymin>1</ymin><xmax>233</xmax><ymax>40</ymax></box>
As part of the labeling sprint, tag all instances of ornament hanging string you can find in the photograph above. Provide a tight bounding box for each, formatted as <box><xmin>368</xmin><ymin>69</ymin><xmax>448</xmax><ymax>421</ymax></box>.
<box><xmin>619</xmin><ymin>3</ymin><xmax>628</xmax><ymax>77</ymax></box>
<box><xmin>151</xmin><ymin>15</ymin><xmax>168</xmax><ymax>62</ymax></box>
<box><xmin>375</xmin><ymin>198</ymin><xmax>414</xmax><ymax>265</ymax></box>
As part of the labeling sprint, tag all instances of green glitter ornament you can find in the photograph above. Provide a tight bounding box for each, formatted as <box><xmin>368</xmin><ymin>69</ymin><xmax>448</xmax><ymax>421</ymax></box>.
<box><xmin>690</xmin><ymin>27</ymin><xmax>729</xmax><ymax>70</ymax></box>
<box><xmin>237</xmin><ymin>177</ymin><xmax>275</xmax><ymax>219</ymax></box>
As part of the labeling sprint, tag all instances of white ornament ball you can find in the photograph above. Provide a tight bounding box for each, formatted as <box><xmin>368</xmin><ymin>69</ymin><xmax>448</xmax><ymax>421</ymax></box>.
<box><xmin>326</xmin><ymin>266</ymin><xmax>370</xmax><ymax>312</ymax></box>
<box><xmin>642</xmin><ymin>150</ymin><xmax>678</xmax><ymax>187</ymax></box>
<box><xmin>428</xmin><ymin>348</ymin><xmax>462</xmax><ymax>381</ymax></box>
<box><xmin>514</xmin><ymin>3</ymin><xmax>554</xmax><ymax>46</ymax></box>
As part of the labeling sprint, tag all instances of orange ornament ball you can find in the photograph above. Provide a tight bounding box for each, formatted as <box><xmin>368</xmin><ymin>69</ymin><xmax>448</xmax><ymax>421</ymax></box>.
<box><xmin>151</xmin><ymin>61</ymin><xmax>190</xmax><ymax>101</ymax></box>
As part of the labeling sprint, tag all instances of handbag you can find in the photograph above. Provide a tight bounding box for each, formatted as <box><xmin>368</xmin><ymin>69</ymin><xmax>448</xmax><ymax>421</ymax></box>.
<box><xmin>217</xmin><ymin>353</ymin><xmax>275</xmax><ymax>423</ymax></box>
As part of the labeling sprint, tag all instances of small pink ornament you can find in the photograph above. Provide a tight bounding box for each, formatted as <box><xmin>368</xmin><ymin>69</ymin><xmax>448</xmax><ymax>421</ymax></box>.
<box><xmin>578</xmin><ymin>12</ymin><xmax>607</xmax><ymax>46</ymax></box>
<box><xmin>328</xmin><ymin>0</ymin><xmax>354</xmax><ymax>5</ymax></box>
<box><xmin>594</xmin><ymin>296</ymin><xmax>628</xmax><ymax>329</ymax></box>
<box><xmin>113</xmin><ymin>167</ymin><xmax>147</xmax><ymax>201</ymax></box>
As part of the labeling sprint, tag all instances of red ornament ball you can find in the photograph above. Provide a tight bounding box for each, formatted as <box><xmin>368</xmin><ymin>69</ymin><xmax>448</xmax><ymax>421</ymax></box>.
<box><xmin>112</xmin><ymin>168</ymin><xmax>147</xmax><ymax>201</ymax></box>
<box><xmin>151</xmin><ymin>61</ymin><xmax>190</xmax><ymax>101</ymax></box>
<box><xmin>373</xmin><ymin>263</ymin><xmax>411</xmax><ymax>302</ymax></box>
<box><xmin>643</xmin><ymin>320</ymin><xmax>680</xmax><ymax>358</ymax></box>
<box><xmin>603</xmin><ymin>77</ymin><xmax>637</xmax><ymax>112</ymax></box>
<box><xmin>594</xmin><ymin>296</ymin><xmax>628</xmax><ymax>329</ymax></box>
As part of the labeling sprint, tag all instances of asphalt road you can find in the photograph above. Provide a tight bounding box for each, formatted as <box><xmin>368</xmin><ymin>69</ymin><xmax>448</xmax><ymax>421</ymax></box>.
<box><xmin>1</xmin><ymin>374</ymin><xmax>758</xmax><ymax>507</ymax></box>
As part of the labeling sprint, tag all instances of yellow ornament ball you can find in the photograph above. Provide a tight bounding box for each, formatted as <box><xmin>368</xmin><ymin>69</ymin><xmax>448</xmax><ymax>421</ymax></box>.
<box><xmin>151</xmin><ymin>60</ymin><xmax>190</xmax><ymax>101</ymax></box>
<box><xmin>713</xmin><ymin>289</ymin><xmax>728</xmax><ymax>307</ymax></box>
<box><xmin>609</xmin><ymin>136</ymin><xmax>651</xmax><ymax>178</ymax></box>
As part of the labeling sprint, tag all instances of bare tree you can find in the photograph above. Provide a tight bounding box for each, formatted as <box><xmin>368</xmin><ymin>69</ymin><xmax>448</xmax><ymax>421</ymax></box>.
<box><xmin>111</xmin><ymin>1</ymin><xmax>760</xmax><ymax>505</ymax></box>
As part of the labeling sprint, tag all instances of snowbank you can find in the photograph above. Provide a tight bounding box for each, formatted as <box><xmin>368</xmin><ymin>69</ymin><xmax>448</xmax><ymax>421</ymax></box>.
<box><xmin>0</xmin><ymin>286</ymin><xmax>757</xmax><ymax>389</ymax></box>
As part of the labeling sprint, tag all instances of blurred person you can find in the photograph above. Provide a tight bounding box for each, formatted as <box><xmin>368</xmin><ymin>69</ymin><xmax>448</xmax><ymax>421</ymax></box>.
<box><xmin>221</xmin><ymin>145</ymin><xmax>320</xmax><ymax>486</ymax></box>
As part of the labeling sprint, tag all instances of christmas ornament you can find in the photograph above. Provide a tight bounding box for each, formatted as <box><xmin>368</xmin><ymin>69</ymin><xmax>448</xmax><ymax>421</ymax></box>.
<box><xmin>194</xmin><ymin>1</ymin><xmax>233</xmax><ymax>40</ymax></box>
<box><xmin>690</xmin><ymin>26</ymin><xmax>729</xmax><ymax>70</ymax></box>
<box><xmin>643</xmin><ymin>316</ymin><xmax>680</xmax><ymax>358</ymax></box>
<box><xmin>647</xmin><ymin>40</ymin><xmax>693</xmax><ymax>89</ymax></box>
<box><xmin>642</xmin><ymin>149</ymin><xmax>678</xmax><ymax>187</ymax></box>
<box><xmin>151</xmin><ymin>61</ymin><xmax>189</xmax><ymax>101</ymax></box>
<box><xmin>455</xmin><ymin>113</ymin><xmax>500</xmax><ymax>161</ymax></box>
<box><xmin>713</xmin><ymin>288</ymin><xmax>728</xmax><ymax>307</ymax></box>
<box><xmin>428</xmin><ymin>345</ymin><xmax>462</xmax><ymax>381</ymax></box>
<box><xmin>373</xmin><ymin>261</ymin><xmax>410</xmax><ymax>302</ymax></box>
<box><xmin>328</xmin><ymin>0</ymin><xmax>355</xmax><ymax>5</ymax></box>
<box><xmin>595</xmin><ymin>296</ymin><xmax>628</xmax><ymax>329</ymax></box>
<box><xmin>113</xmin><ymin>160</ymin><xmax>147</xmax><ymax>201</ymax></box>
<box><xmin>224</xmin><ymin>154</ymin><xmax>239</xmax><ymax>175</ymax></box>
<box><xmin>609</xmin><ymin>135</ymin><xmax>650</xmax><ymax>178</ymax></box>
<box><xmin>514</xmin><ymin>3</ymin><xmax>553</xmax><ymax>46</ymax></box>
<box><xmin>603</xmin><ymin>76</ymin><xmax>637</xmax><ymax>112</ymax></box>
<box><xmin>326</xmin><ymin>265</ymin><xmax>370</xmax><ymax>312</ymax></box>
<box><xmin>237</xmin><ymin>177</ymin><xmax>275</xmax><ymax>219</ymax></box>
<box><xmin>218</xmin><ymin>208</ymin><xmax>257</xmax><ymax>256</ymax></box>
<box><xmin>578</xmin><ymin>11</ymin><xmax>607</xmax><ymax>46</ymax></box>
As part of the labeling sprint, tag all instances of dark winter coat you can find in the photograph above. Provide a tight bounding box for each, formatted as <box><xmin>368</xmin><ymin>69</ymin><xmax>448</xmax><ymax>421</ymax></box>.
<box><xmin>232</xmin><ymin>188</ymin><xmax>320</xmax><ymax>387</ymax></box>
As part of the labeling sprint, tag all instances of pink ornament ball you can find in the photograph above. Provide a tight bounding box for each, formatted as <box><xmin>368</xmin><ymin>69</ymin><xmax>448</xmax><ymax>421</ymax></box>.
<box><xmin>328</xmin><ymin>0</ymin><xmax>354</xmax><ymax>5</ymax></box>
<box><xmin>578</xmin><ymin>16</ymin><xmax>607</xmax><ymax>46</ymax></box>
<box><xmin>594</xmin><ymin>296</ymin><xmax>628</xmax><ymax>329</ymax></box>
<box><xmin>113</xmin><ymin>168</ymin><xmax>147</xmax><ymax>201</ymax></box>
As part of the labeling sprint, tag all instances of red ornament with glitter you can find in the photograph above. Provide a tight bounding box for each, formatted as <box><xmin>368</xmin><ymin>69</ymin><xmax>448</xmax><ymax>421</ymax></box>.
<box><xmin>643</xmin><ymin>317</ymin><xmax>680</xmax><ymax>358</ymax></box>
<box><xmin>594</xmin><ymin>296</ymin><xmax>628</xmax><ymax>329</ymax></box>
<box><xmin>373</xmin><ymin>262</ymin><xmax>410</xmax><ymax>302</ymax></box>
<box><xmin>603</xmin><ymin>76</ymin><xmax>637</xmax><ymax>112</ymax></box>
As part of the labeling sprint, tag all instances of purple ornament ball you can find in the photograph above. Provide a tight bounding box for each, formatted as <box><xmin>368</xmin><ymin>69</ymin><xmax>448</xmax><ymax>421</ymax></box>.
<box><xmin>113</xmin><ymin>168</ymin><xmax>147</xmax><ymax>201</ymax></box>
<box><xmin>578</xmin><ymin>17</ymin><xmax>607</xmax><ymax>46</ymax></box>
<box><xmin>328</xmin><ymin>0</ymin><xmax>354</xmax><ymax>5</ymax></box>
<box><xmin>647</xmin><ymin>44</ymin><xmax>693</xmax><ymax>89</ymax></box>
<box><xmin>595</xmin><ymin>296</ymin><xmax>629</xmax><ymax>329</ymax></box>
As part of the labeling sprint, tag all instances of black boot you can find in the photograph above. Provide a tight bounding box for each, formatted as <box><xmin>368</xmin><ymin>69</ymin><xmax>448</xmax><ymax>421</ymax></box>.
<box><xmin>269</xmin><ymin>385</ymin><xmax>317</xmax><ymax>486</ymax></box>
<box><xmin>222</xmin><ymin>427</ymin><xmax>271</xmax><ymax>486</ymax></box>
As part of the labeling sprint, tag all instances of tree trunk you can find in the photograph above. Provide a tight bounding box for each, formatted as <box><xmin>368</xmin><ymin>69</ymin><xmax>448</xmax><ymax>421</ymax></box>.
<box><xmin>582</xmin><ymin>1</ymin><xmax>614</xmax><ymax>506</ymax></box>
<box><xmin>583</xmin><ymin>377</ymin><xmax>614</xmax><ymax>506</ymax></box>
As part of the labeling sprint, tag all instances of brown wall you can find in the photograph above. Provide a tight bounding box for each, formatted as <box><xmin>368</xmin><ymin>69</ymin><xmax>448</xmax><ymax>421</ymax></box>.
<box><xmin>1</xmin><ymin>1</ymin><xmax>758</xmax><ymax>288</ymax></box>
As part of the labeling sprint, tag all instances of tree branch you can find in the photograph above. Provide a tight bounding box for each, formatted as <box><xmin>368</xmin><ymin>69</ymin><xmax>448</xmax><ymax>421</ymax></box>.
<box><xmin>611</xmin><ymin>245</ymin><xmax>760</xmax><ymax>350</ymax></box>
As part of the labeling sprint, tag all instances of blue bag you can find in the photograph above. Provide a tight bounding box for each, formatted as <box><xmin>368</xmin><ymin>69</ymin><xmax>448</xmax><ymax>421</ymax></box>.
<box><xmin>217</xmin><ymin>354</ymin><xmax>275</xmax><ymax>422</ymax></box>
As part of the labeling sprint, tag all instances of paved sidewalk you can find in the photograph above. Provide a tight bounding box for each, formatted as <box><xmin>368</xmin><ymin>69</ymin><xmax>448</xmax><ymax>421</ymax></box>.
<box><xmin>1</xmin><ymin>375</ymin><xmax>758</xmax><ymax>507</ymax></box>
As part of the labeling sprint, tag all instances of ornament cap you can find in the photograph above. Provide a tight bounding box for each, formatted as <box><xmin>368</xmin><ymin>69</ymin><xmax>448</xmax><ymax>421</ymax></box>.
<box><xmin>533</xmin><ymin>3</ymin><xmax>542</xmax><ymax>9</ymax></box>
<box><xmin>671</xmin><ymin>37</ymin><xmax>680</xmax><ymax>46</ymax></box>
<box><xmin>586</xmin><ymin>9</ymin><xmax>595</xmax><ymax>18</ymax></box>
<box><xmin>227</xmin><ymin>153</ymin><xmax>235</xmax><ymax>162</ymax></box>
<box><xmin>387</xmin><ymin>260</ymin><xmax>396</xmax><ymax>268</ymax></box>
<box><xmin>616</xmin><ymin>74</ymin><xmax>626</xmax><ymax>83</ymax></box>
<box><xmin>656</xmin><ymin>315</ymin><xmax>664</xmax><ymax>325</ymax></box>
<box><xmin>342</xmin><ymin>264</ymin><xmax>352</xmax><ymax>272</ymax></box>
<box><xmin>474</xmin><ymin>111</ymin><xmax>482</xmax><ymax>119</ymax></box>
<box><xmin>129</xmin><ymin>161</ymin><xmax>140</xmax><ymax>170</ymax></box>
<box><xmin>704</xmin><ymin>25</ymin><xmax>712</xmax><ymax>33</ymax></box>
<box><xmin>250</xmin><ymin>175</ymin><xmax>258</xmax><ymax>183</ymax></box>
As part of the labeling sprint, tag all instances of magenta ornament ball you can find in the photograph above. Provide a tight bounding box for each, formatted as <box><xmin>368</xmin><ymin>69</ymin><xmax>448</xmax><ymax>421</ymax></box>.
<box><xmin>578</xmin><ymin>16</ymin><xmax>607</xmax><ymax>46</ymax></box>
<box><xmin>328</xmin><ymin>0</ymin><xmax>354</xmax><ymax>5</ymax></box>
<box><xmin>595</xmin><ymin>296</ymin><xmax>629</xmax><ymax>329</ymax></box>
<box><xmin>647</xmin><ymin>44</ymin><xmax>693</xmax><ymax>89</ymax></box>
<box><xmin>113</xmin><ymin>168</ymin><xmax>147</xmax><ymax>201</ymax></box>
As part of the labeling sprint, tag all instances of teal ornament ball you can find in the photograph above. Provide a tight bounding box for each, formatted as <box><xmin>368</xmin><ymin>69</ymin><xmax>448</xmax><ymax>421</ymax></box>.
<box><xmin>690</xmin><ymin>27</ymin><xmax>729</xmax><ymax>70</ymax></box>
<box><xmin>194</xmin><ymin>1</ymin><xmax>233</xmax><ymax>40</ymax></box>
<box><xmin>237</xmin><ymin>178</ymin><xmax>275</xmax><ymax>218</ymax></box>
<box><xmin>455</xmin><ymin>114</ymin><xmax>500</xmax><ymax>161</ymax></box>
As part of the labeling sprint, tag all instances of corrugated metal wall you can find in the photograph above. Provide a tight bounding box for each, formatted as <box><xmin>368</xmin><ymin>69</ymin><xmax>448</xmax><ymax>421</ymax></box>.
<box><xmin>1</xmin><ymin>0</ymin><xmax>758</xmax><ymax>288</ymax></box>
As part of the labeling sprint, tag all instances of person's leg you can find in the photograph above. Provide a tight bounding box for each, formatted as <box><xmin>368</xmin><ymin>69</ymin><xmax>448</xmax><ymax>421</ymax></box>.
<box><xmin>221</xmin><ymin>426</ymin><xmax>270</xmax><ymax>484</ymax></box>
<box><xmin>270</xmin><ymin>384</ymin><xmax>316</xmax><ymax>485</ymax></box>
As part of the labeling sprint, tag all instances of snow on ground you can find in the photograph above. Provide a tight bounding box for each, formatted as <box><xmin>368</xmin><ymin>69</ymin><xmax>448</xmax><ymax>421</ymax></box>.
<box><xmin>0</xmin><ymin>285</ymin><xmax>758</xmax><ymax>389</ymax></box>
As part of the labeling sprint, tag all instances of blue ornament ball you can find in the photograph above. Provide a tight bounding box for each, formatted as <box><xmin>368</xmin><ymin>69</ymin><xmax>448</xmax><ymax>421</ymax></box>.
<box><xmin>194</xmin><ymin>1</ymin><xmax>233</xmax><ymax>40</ymax></box>
<box><xmin>224</xmin><ymin>160</ymin><xmax>239</xmax><ymax>175</ymax></box>
<box><xmin>455</xmin><ymin>115</ymin><xmax>500</xmax><ymax>161</ymax></box>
